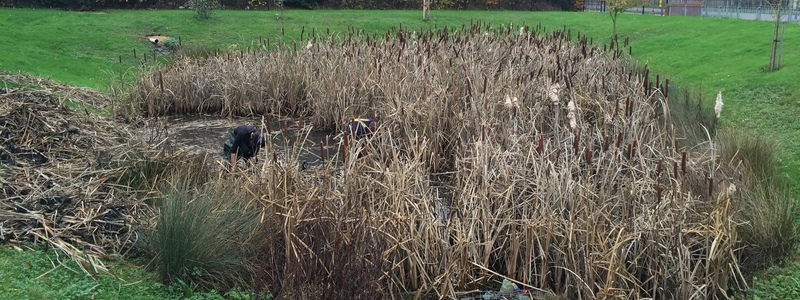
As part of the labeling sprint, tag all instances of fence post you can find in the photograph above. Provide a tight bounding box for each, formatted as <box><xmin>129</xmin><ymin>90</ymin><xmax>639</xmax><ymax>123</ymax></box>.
<box><xmin>756</xmin><ymin>5</ymin><xmax>761</xmax><ymax>21</ymax></box>
<box><xmin>726</xmin><ymin>1</ymin><xmax>730</xmax><ymax>18</ymax></box>
<box><xmin>729</xmin><ymin>1</ymin><xmax>734</xmax><ymax>18</ymax></box>
<box><xmin>787</xmin><ymin>6</ymin><xmax>791</xmax><ymax>21</ymax></box>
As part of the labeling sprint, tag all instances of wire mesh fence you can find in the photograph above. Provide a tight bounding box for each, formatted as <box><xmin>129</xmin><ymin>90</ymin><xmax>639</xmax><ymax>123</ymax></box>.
<box><xmin>584</xmin><ymin>0</ymin><xmax>800</xmax><ymax>23</ymax></box>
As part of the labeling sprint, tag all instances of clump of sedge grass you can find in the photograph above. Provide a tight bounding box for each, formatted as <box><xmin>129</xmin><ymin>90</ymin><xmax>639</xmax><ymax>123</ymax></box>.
<box><xmin>716</xmin><ymin>128</ymin><xmax>798</xmax><ymax>271</ymax></box>
<box><xmin>148</xmin><ymin>167</ymin><xmax>262</xmax><ymax>292</ymax></box>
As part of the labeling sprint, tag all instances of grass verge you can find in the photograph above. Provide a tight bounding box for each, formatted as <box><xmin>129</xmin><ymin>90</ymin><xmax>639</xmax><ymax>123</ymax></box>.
<box><xmin>0</xmin><ymin>244</ymin><xmax>184</xmax><ymax>299</ymax></box>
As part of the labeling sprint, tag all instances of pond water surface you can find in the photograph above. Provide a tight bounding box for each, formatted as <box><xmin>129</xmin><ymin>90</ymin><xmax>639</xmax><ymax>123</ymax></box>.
<box><xmin>148</xmin><ymin>115</ymin><xmax>340</xmax><ymax>168</ymax></box>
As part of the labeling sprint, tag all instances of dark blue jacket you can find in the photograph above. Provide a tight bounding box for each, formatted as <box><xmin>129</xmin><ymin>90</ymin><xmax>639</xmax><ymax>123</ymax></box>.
<box><xmin>344</xmin><ymin>118</ymin><xmax>375</xmax><ymax>140</ymax></box>
<box><xmin>228</xmin><ymin>125</ymin><xmax>265</xmax><ymax>159</ymax></box>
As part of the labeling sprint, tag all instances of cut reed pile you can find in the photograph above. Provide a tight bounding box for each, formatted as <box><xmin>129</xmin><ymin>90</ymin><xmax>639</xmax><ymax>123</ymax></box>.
<box><xmin>0</xmin><ymin>73</ymin><xmax>213</xmax><ymax>275</ymax></box>
<box><xmin>138</xmin><ymin>24</ymin><xmax>762</xmax><ymax>299</ymax></box>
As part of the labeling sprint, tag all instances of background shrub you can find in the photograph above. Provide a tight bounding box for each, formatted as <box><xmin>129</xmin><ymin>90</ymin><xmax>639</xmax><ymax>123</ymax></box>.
<box><xmin>0</xmin><ymin>0</ymin><xmax>577</xmax><ymax>10</ymax></box>
<box><xmin>187</xmin><ymin>0</ymin><xmax>223</xmax><ymax>19</ymax></box>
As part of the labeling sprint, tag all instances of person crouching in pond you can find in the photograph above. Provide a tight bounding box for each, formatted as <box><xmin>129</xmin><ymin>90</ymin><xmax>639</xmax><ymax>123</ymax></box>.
<box><xmin>344</xmin><ymin>118</ymin><xmax>377</xmax><ymax>140</ymax></box>
<box><xmin>223</xmin><ymin>125</ymin><xmax>266</xmax><ymax>172</ymax></box>
<box><xmin>342</xmin><ymin>118</ymin><xmax>378</xmax><ymax>159</ymax></box>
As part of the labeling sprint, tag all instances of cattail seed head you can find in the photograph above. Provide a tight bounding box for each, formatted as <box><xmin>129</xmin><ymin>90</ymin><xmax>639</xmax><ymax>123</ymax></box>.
<box><xmin>548</xmin><ymin>83</ymin><xmax>561</xmax><ymax>104</ymax></box>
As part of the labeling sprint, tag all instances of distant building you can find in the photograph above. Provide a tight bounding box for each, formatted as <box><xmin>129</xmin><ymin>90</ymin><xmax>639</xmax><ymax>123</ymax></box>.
<box><xmin>665</xmin><ymin>0</ymin><xmax>704</xmax><ymax>16</ymax></box>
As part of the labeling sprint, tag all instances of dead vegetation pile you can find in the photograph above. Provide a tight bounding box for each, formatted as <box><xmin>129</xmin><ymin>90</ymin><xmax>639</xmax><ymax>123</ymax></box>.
<box><xmin>0</xmin><ymin>72</ymin><xmax>209</xmax><ymax>273</ymax></box>
<box><xmin>131</xmin><ymin>23</ymin><xmax>776</xmax><ymax>299</ymax></box>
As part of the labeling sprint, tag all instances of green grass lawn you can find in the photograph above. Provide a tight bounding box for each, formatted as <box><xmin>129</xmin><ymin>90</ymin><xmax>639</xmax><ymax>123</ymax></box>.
<box><xmin>1</xmin><ymin>7</ymin><xmax>798</xmax><ymax>298</ymax></box>
<box><xmin>0</xmin><ymin>244</ymin><xmax>258</xmax><ymax>299</ymax></box>
<box><xmin>0</xmin><ymin>245</ymin><xmax>178</xmax><ymax>299</ymax></box>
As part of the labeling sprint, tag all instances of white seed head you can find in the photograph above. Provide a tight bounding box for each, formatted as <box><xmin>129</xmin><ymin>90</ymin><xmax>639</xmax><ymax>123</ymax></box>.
<box><xmin>714</xmin><ymin>91</ymin><xmax>723</xmax><ymax>118</ymax></box>
<box><xmin>503</xmin><ymin>95</ymin><xmax>520</xmax><ymax>110</ymax></box>
<box><xmin>549</xmin><ymin>83</ymin><xmax>561</xmax><ymax>104</ymax></box>
<box><xmin>567</xmin><ymin>99</ymin><xmax>577</xmax><ymax>129</ymax></box>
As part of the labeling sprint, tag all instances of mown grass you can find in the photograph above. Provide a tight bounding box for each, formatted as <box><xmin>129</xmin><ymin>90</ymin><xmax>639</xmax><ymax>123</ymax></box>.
<box><xmin>0</xmin><ymin>244</ymin><xmax>182</xmax><ymax>299</ymax></box>
<box><xmin>0</xmin><ymin>244</ymin><xmax>265</xmax><ymax>299</ymax></box>
<box><xmin>745</xmin><ymin>257</ymin><xmax>800</xmax><ymax>300</ymax></box>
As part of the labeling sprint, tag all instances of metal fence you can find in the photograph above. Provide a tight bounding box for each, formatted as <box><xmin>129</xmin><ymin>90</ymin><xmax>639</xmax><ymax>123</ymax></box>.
<box><xmin>584</xmin><ymin>0</ymin><xmax>800</xmax><ymax>23</ymax></box>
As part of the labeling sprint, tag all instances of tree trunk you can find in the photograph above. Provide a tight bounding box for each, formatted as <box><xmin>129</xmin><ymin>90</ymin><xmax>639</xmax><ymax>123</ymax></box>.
<box><xmin>612</xmin><ymin>13</ymin><xmax>618</xmax><ymax>38</ymax></box>
<box><xmin>769</xmin><ymin>6</ymin><xmax>781</xmax><ymax>71</ymax></box>
<box><xmin>777</xmin><ymin>17</ymin><xmax>786</xmax><ymax>68</ymax></box>
<box><xmin>423</xmin><ymin>0</ymin><xmax>429</xmax><ymax>21</ymax></box>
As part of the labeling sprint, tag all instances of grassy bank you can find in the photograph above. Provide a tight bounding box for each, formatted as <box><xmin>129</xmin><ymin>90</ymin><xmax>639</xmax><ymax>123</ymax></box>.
<box><xmin>0</xmin><ymin>245</ymin><xmax>185</xmax><ymax>299</ymax></box>
<box><xmin>0</xmin><ymin>244</ymin><xmax>260</xmax><ymax>299</ymax></box>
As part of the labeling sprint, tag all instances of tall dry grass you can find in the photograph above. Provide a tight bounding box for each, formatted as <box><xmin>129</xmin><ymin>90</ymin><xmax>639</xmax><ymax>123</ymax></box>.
<box><xmin>132</xmin><ymin>23</ymin><xmax>781</xmax><ymax>299</ymax></box>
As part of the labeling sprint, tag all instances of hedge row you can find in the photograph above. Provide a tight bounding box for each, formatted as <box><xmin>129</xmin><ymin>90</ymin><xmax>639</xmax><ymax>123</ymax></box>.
<box><xmin>0</xmin><ymin>0</ymin><xmax>575</xmax><ymax>11</ymax></box>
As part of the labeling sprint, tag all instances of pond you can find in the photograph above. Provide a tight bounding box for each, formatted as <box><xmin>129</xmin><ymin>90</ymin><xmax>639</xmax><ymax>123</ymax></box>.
<box><xmin>145</xmin><ymin>115</ymin><xmax>340</xmax><ymax>169</ymax></box>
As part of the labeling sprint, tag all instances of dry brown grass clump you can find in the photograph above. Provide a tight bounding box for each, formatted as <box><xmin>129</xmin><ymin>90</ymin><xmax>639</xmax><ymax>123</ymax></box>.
<box><xmin>136</xmin><ymin>24</ymin><xmax>759</xmax><ymax>299</ymax></box>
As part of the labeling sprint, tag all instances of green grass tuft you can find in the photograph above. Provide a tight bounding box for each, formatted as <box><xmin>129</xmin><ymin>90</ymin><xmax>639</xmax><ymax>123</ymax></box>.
<box><xmin>148</xmin><ymin>171</ymin><xmax>262</xmax><ymax>293</ymax></box>
<box><xmin>717</xmin><ymin>128</ymin><xmax>799</xmax><ymax>272</ymax></box>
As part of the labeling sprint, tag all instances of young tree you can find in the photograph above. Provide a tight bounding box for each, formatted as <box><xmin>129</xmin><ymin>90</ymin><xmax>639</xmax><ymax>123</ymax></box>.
<box><xmin>767</xmin><ymin>0</ymin><xmax>788</xmax><ymax>71</ymax></box>
<box><xmin>607</xmin><ymin>0</ymin><xmax>637</xmax><ymax>38</ymax></box>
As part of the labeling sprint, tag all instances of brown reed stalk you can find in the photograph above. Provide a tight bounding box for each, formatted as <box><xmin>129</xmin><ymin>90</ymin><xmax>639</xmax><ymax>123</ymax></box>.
<box><xmin>682</xmin><ymin>150</ymin><xmax>687</xmax><ymax>176</ymax></box>
<box><xmin>319</xmin><ymin>142</ymin><xmax>325</xmax><ymax>162</ymax></box>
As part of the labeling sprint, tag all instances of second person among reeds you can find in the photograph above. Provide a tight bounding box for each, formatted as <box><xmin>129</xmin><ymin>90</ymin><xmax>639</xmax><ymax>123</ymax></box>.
<box><xmin>343</xmin><ymin>118</ymin><xmax>377</xmax><ymax>140</ymax></box>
